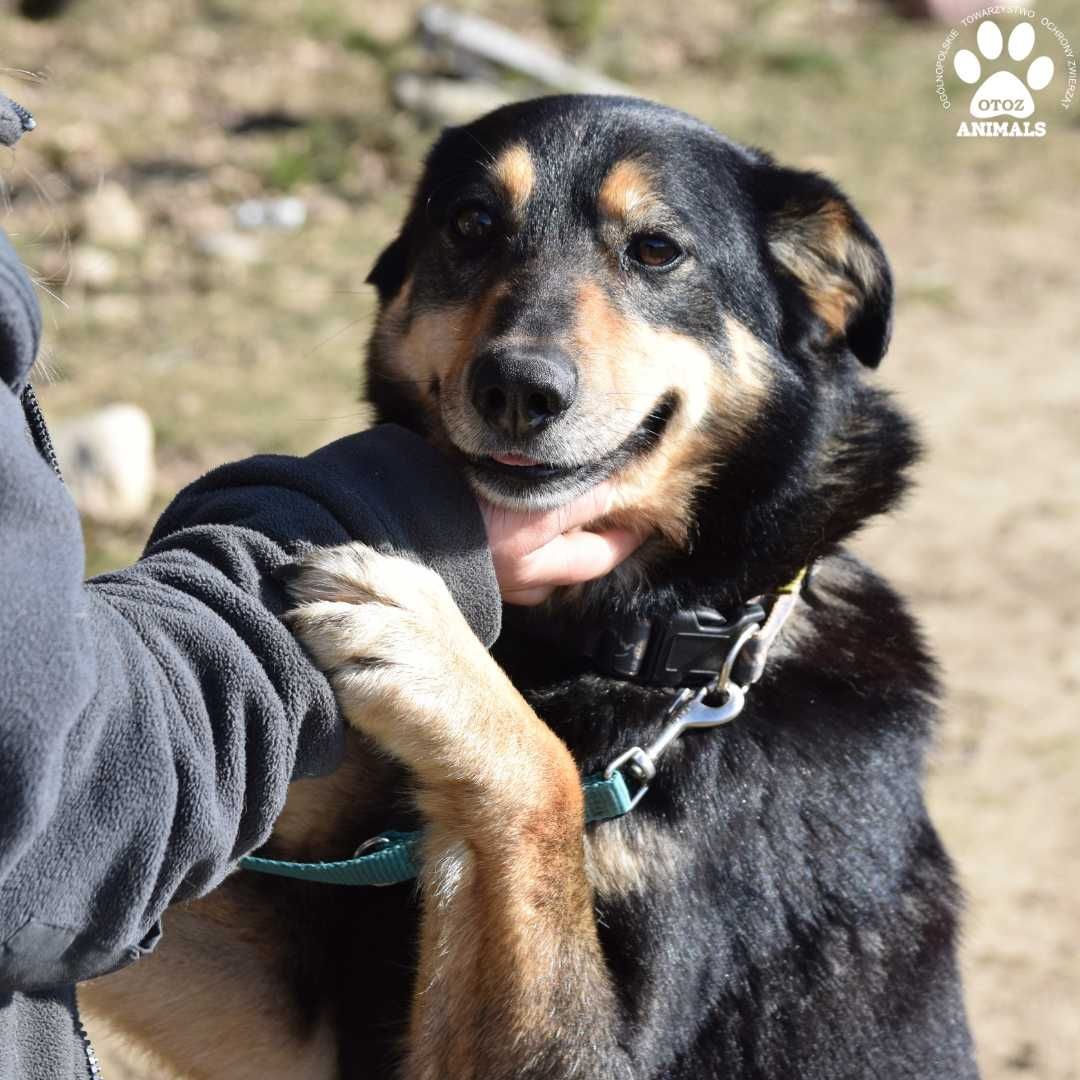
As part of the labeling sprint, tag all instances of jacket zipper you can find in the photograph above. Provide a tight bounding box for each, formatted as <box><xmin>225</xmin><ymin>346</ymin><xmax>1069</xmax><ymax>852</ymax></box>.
<box><xmin>73</xmin><ymin>988</ymin><xmax>103</xmax><ymax>1079</ymax></box>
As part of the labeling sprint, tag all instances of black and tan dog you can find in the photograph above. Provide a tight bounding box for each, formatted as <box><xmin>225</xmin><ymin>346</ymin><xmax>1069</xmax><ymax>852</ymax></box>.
<box><xmin>86</xmin><ymin>96</ymin><xmax>980</xmax><ymax>1079</ymax></box>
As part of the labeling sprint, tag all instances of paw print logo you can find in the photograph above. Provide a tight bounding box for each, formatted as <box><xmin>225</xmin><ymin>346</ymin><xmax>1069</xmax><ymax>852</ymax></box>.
<box><xmin>954</xmin><ymin>21</ymin><xmax>1055</xmax><ymax>119</ymax></box>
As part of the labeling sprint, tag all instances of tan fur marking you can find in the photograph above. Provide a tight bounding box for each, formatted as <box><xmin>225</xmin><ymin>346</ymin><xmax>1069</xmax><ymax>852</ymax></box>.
<box><xmin>392</xmin><ymin>285</ymin><xmax>503</xmax><ymax>382</ymax></box>
<box><xmin>597</xmin><ymin>159</ymin><xmax>664</xmax><ymax>230</ymax></box>
<box><xmin>722</xmin><ymin>315</ymin><xmax>773</xmax><ymax>401</ymax></box>
<box><xmin>584</xmin><ymin>816</ymin><xmax>687</xmax><ymax>900</ymax></box>
<box><xmin>488</xmin><ymin>142</ymin><xmax>536</xmax><ymax>220</ymax></box>
<box><xmin>570</xmin><ymin>283</ymin><xmax>771</xmax><ymax>549</ymax></box>
<box><xmin>768</xmin><ymin>198</ymin><xmax>879</xmax><ymax>338</ymax></box>
<box><xmin>373</xmin><ymin>282</ymin><xmax>507</xmax><ymax>443</ymax></box>
<box><xmin>82</xmin><ymin>889</ymin><xmax>338</xmax><ymax>1079</ymax></box>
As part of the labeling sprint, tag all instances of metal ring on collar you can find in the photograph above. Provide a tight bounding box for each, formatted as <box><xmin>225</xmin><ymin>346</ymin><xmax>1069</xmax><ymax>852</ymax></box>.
<box><xmin>353</xmin><ymin>834</ymin><xmax>396</xmax><ymax>859</ymax></box>
<box><xmin>718</xmin><ymin>619</ymin><xmax>762</xmax><ymax>692</ymax></box>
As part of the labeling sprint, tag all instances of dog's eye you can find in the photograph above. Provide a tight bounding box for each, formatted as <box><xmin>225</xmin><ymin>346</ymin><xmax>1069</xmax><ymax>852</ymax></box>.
<box><xmin>630</xmin><ymin>234</ymin><xmax>681</xmax><ymax>268</ymax></box>
<box><xmin>452</xmin><ymin>204</ymin><xmax>496</xmax><ymax>244</ymax></box>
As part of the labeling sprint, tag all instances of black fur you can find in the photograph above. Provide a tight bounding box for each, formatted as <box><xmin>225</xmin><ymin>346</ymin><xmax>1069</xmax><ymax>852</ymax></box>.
<box><xmin>328</xmin><ymin>96</ymin><xmax>978</xmax><ymax>1077</ymax></box>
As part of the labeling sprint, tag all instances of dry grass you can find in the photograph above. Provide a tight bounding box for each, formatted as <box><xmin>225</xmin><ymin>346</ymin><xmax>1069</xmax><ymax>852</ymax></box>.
<box><xmin>2</xmin><ymin>0</ymin><xmax>1078</xmax><ymax>1075</ymax></box>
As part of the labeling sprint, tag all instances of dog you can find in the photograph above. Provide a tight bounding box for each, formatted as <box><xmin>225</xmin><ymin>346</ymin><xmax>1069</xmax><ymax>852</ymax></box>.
<box><xmin>84</xmin><ymin>95</ymin><xmax>980</xmax><ymax>1079</ymax></box>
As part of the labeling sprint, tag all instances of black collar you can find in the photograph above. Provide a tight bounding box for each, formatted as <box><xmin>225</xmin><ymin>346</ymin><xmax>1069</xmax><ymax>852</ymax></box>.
<box><xmin>510</xmin><ymin>569</ymin><xmax>807</xmax><ymax>691</ymax></box>
<box><xmin>557</xmin><ymin>602</ymin><xmax>767</xmax><ymax>688</ymax></box>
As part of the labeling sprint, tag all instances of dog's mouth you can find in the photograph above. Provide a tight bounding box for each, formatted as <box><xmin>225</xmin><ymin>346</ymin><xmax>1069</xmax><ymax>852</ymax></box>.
<box><xmin>463</xmin><ymin>395</ymin><xmax>676</xmax><ymax>509</ymax></box>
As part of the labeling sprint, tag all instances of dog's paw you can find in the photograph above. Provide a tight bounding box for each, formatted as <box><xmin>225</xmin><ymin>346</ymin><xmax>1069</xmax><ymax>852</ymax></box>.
<box><xmin>285</xmin><ymin>543</ymin><xmax>472</xmax><ymax>712</ymax></box>
<box><xmin>284</xmin><ymin>546</ymin><xmax>510</xmax><ymax>773</ymax></box>
<box><xmin>285</xmin><ymin>543</ymin><xmax>579</xmax><ymax>829</ymax></box>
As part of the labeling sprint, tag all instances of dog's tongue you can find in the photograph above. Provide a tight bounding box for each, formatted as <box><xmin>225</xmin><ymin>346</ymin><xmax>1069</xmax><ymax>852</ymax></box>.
<box><xmin>491</xmin><ymin>452</ymin><xmax>542</xmax><ymax>467</ymax></box>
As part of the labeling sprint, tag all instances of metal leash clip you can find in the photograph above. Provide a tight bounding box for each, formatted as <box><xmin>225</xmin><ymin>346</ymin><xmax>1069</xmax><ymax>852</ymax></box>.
<box><xmin>350</xmin><ymin>834</ymin><xmax>399</xmax><ymax>886</ymax></box>
<box><xmin>602</xmin><ymin>620</ymin><xmax>759</xmax><ymax>811</ymax></box>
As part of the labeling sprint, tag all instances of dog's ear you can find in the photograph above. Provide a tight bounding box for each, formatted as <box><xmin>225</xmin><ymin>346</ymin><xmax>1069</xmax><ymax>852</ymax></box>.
<box><xmin>366</xmin><ymin>229</ymin><xmax>412</xmax><ymax>301</ymax></box>
<box><xmin>753</xmin><ymin>164</ymin><xmax>892</xmax><ymax>368</ymax></box>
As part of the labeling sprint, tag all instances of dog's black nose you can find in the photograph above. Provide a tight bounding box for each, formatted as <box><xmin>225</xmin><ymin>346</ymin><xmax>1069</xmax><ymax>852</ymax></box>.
<box><xmin>469</xmin><ymin>349</ymin><xmax>578</xmax><ymax>438</ymax></box>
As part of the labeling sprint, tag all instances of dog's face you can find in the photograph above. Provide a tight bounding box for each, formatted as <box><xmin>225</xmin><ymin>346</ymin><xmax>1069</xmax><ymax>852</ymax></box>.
<box><xmin>367</xmin><ymin>96</ymin><xmax>892</xmax><ymax>549</ymax></box>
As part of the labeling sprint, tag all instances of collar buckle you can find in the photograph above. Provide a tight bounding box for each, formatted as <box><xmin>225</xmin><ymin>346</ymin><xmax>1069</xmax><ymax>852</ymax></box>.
<box><xmin>631</xmin><ymin>603</ymin><xmax>766</xmax><ymax>687</ymax></box>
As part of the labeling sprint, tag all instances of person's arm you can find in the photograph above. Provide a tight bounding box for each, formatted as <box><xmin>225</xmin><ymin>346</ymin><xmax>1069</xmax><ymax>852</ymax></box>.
<box><xmin>0</xmin><ymin>222</ymin><xmax>636</xmax><ymax>996</ymax></box>
<box><xmin>1</xmin><ymin>229</ymin><xmax>501</xmax><ymax>993</ymax></box>
<box><xmin>0</xmin><ymin>384</ymin><xmax>501</xmax><ymax>994</ymax></box>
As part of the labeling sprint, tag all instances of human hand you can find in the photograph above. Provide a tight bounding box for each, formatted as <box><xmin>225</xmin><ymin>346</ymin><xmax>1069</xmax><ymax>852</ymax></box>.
<box><xmin>480</xmin><ymin>483</ymin><xmax>646</xmax><ymax>606</ymax></box>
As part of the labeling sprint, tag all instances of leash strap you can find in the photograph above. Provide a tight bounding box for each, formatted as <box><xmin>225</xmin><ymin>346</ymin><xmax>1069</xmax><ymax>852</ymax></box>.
<box><xmin>239</xmin><ymin>770</ymin><xmax>637</xmax><ymax>887</ymax></box>
<box><xmin>732</xmin><ymin>568</ymin><xmax>806</xmax><ymax>687</ymax></box>
<box><xmin>240</xmin><ymin>830</ymin><xmax>424</xmax><ymax>887</ymax></box>
<box><xmin>583</xmin><ymin>768</ymin><xmax>635</xmax><ymax>821</ymax></box>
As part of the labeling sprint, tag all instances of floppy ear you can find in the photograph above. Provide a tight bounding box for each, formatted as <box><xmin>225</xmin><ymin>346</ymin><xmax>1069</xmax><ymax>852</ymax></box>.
<box><xmin>365</xmin><ymin>229</ymin><xmax>411</xmax><ymax>301</ymax></box>
<box><xmin>754</xmin><ymin>165</ymin><xmax>892</xmax><ymax>367</ymax></box>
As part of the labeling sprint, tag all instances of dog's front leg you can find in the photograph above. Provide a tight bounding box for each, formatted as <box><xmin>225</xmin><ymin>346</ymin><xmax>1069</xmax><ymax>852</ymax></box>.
<box><xmin>286</xmin><ymin>545</ymin><xmax>628</xmax><ymax>1080</ymax></box>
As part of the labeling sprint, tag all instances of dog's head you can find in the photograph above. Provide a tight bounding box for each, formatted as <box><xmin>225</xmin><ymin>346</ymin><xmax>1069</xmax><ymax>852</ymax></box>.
<box><xmin>367</xmin><ymin>96</ymin><xmax>911</xmax><ymax>583</ymax></box>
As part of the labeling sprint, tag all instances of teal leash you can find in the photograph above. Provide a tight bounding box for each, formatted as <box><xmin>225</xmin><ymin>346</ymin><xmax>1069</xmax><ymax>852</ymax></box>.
<box><xmin>240</xmin><ymin>571</ymin><xmax>806</xmax><ymax>889</ymax></box>
<box><xmin>239</xmin><ymin>768</ymin><xmax>638</xmax><ymax>887</ymax></box>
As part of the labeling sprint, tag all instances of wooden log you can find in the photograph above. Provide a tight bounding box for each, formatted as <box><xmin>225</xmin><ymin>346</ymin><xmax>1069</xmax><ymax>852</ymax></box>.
<box><xmin>417</xmin><ymin>5</ymin><xmax>629</xmax><ymax>96</ymax></box>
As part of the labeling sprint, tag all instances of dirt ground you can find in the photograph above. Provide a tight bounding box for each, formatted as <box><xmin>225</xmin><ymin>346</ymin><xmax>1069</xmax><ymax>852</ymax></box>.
<box><xmin>2</xmin><ymin>0</ymin><xmax>1078</xmax><ymax>1076</ymax></box>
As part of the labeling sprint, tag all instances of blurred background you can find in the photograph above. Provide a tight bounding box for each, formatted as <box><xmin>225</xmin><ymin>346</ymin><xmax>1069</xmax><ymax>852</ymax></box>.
<box><xmin>2</xmin><ymin>0</ymin><xmax>1078</xmax><ymax>1076</ymax></box>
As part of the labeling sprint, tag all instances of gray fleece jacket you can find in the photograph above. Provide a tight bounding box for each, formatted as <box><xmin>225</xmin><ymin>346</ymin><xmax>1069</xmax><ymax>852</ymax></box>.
<box><xmin>0</xmin><ymin>228</ymin><xmax>501</xmax><ymax>1077</ymax></box>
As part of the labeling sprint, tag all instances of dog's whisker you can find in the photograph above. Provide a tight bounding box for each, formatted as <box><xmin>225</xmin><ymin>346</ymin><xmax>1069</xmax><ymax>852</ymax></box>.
<box><xmin>304</xmin><ymin>316</ymin><xmax>372</xmax><ymax>358</ymax></box>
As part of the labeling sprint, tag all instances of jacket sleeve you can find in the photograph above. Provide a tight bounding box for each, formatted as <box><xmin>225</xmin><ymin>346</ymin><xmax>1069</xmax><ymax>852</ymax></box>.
<box><xmin>0</xmin><ymin>380</ymin><xmax>500</xmax><ymax>992</ymax></box>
